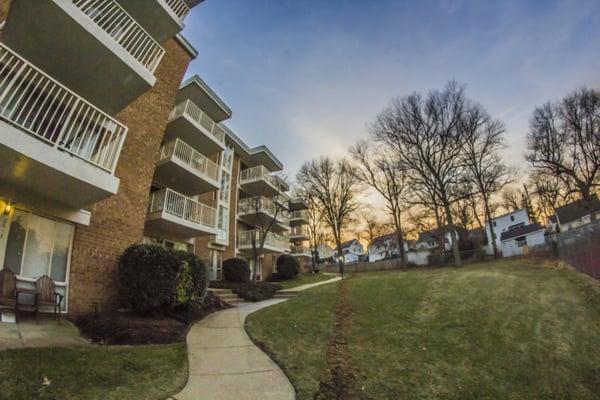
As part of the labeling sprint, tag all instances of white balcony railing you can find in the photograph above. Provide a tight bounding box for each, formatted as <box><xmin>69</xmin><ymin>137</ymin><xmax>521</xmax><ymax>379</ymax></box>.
<box><xmin>237</xmin><ymin>230</ymin><xmax>290</xmax><ymax>251</ymax></box>
<box><xmin>159</xmin><ymin>139</ymin><xmax>220</xmax><ymax>182</ymax></box>
<box><xmin>238</xmin><ymin>196</ymin><xmax>289</xmax><ymax>225</ymax></box>
<box><xmin>164</xmin><ymin>0</ymin><xmax>190</xmax><ymax>22</ymax></box>
<box><xmin>290</xmin><ymin>225</ymin><xmax>309</xmax><ymax>238</ymax></box>
<box><xmin>239</xmin><ymin>166</ymin><xmax>279</xmax><ymax>188</ymax></box>
<box><xmin>73</xmin><ymin>0</ymin><xmax>165</xmax><ymax>73</ymax></box>
<box><xmin>291</xmin><ymin>245</ymin><xmax>312</xmax><ymax>256</ymax></box>
<box><xmin>148</xmin><ymin>188</ymin><xmax>217</xmax><ymax>228</ymax></box>
<box><xmin>0</xmin><ymin>42</ymin><xmax>127</xmax><ymax>173</ymax></box>
<box><xmin>170</xmin><ymin>100</ymin><xmax>226</xmax><ymax>145</ymax></box>
<box><xmin>290</xmin><ymin>210</ymin><xmax>308</xmax><ymax>221</ymax></box>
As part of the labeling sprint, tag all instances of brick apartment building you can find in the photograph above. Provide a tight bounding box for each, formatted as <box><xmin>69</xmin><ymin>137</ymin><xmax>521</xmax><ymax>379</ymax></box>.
<box><xmin>0</xmin><ymin>0</ymin><xmax>305</xmax><ymax>316</ymax></box>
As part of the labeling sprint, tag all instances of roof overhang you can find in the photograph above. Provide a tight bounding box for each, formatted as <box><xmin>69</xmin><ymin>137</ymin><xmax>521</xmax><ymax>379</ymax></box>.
<box><xmin>177</xmin><ymin>74</ymin><xmax>232</xmax><ymax>123</ymax></box>
<box><xmin>223</xmin><ymin>125</ymin><xmax>283</xmax><ymax>172</ymax></box>
<box><xmin>175</xmin><ymin>34</ymin><xmax>198</xmax><ymax>60</ymax></box>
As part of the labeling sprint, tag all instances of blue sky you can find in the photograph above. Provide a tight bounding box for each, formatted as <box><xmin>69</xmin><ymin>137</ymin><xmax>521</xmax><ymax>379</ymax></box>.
<box><xmin>182</xmin><ymin>0</ymin><xmax>600</xmax><ymax>178</ymax></box>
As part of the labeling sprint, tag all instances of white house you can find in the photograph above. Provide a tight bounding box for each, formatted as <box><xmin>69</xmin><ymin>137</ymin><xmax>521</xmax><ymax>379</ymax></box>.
<box><xmin>335</xmin><ymin>239</ymin><xmax>365</xmax><ymax>264</ymax></box>
<box><xmin>485</xmin><ymin>209</ymin><xmax>530</xmax><ymax>255</ymax></box>
<box><xmin>555</xmin><ymin>197</ymin><xmax>600</xmax><ymax>232</ymax></box>
<box><xmin>500</xmin><ymin>223</ymin><xmax>546</xmax><ymax>257</ymax></box>
<box><xmin>316</xmin><ymin>243</ymin><xmax>335</xmax><ymax>261</ymax></box>
<box><xmin>368</xmin><ymin>233</ymin><xmax>410</xmax><ymax>262</ymax></box>
<box><xmin>415</xmin><ymin>226</ymin><xmax>464</xmax><ymax>252</ymax></box>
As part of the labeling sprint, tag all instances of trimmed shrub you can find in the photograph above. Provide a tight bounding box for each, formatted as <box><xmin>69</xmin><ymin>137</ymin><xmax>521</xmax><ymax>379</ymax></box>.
<box><xmin>223</xmin><ymin>258</ymin><xmax>250</xmax><ymax>282</ymax></box>
<box><xmin>118</xmin><ymin>244</ymin><xmax>207</xmax><ymax>314</ymax></box>
<box><xmin>210</xmin><ymin>281</ymin><xmax>282</xmax><ymax>302</ymax></box>
<box><xmin>276</xmin><ymin>254</ymin><xmax>300</xmax><ymax>280</ymax></box>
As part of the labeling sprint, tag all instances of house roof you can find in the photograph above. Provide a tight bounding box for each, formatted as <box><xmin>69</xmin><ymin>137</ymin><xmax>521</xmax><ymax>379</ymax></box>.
<box><xmin>489</xmin><ymin>209</ymin><xmax>526</xmax><ymax>222</ymax></box>
<box><xmin>341</xmin><ymin>239</ymin><xmax>360</xmax><ymax>249</ymax></box>
<box><xmin>369</xmin><ymin>233</ymin><xmax>397</xmax><ymax>248</ymax></box>
<box><xmin>548</xmin><ymin>215</ymin><xmax>557</xmax><ymax>223</ymax></box>
<box><xmin>500</xmin><ymin>223</ymin><xmax>544</xmax><ymax>241</ymax></box>
<box><xmin>417</xmin><ymin>225</ymin><xmax>467</xmax><ymax>242</ymax></box>
<box><xmin>555</xmin><ymin>197</ymin><xmax>600</xmax><ymax>225</ymax></box>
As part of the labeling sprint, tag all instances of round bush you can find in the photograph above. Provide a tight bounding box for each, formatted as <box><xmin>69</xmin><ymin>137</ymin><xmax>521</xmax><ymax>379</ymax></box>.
<box><xmin>118</xmin><ymin>244</ymin><xmax>207</xmax><ymax>314</ymax></box>
<box><xmin>223</xmin><ymin>258</ymin><xmax>250</xmax><ymax>282</ymax></box>
<box><xmin>276</xmin><ymin>255</ymin><xmax>300</xmax><ymax>280</ymax></box>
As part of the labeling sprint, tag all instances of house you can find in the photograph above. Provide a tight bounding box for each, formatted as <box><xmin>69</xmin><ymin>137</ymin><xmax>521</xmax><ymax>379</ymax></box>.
<box><xmin>500</xmin><ymin>223</ymin><xmax>546</xmax><ymax>257</ymax></box>
<box><xmin>555</xmin><ymin>197</ymin><xmax>600</xmax><ymax>232</ymax></box>
<box><xmin>368</xmin><ymin>233</ymin><xmax>409</xmax><ymax>262</ymax></box>
<box><xmin>546</xmin><ymin>215</ymin><xmax>558</xmax><ymax>234</ymax></box>
<box><xmin>415</xmin><ymin>226</ymin><xmax>465</xmax><ymax>252</ymax></box>
<box><xmin>335</xmin><ymin>239</ymin><xmax>365</xmax><ymax>264</ymax></box>
<box><xmin>316</xmin><ymin>243</ymin><xmax>335</xmax><ymax>262</ymax></box>
<box><xmin>0</xmin><ymin>1</ymin><xmax>293</xmax><ymax>316</ymax></box>
<box><xmin>484</xmin><ymin>209</ymin><xmax>530</xmax><ymax>255</ymax></box>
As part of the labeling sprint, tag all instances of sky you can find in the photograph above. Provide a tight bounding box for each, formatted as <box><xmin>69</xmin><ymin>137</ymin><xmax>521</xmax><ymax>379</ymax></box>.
<box><xmin>182</xmin><ymin>0</ymin><xmax>600</xmax><ymax>181</ymax></box>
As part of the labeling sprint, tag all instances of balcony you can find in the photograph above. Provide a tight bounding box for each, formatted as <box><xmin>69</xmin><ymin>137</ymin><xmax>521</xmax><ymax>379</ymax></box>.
<box><xmin>237</xmin><ymin>230</ymin><xmax>290</xmax><ymax>254</ymax></box>
<box><xmin>2</xmin><ymin>0</ymin><xmax>165</xmax><ymax>114</ymax></box>
<box><xmin>290</xmin><ymin>226</ymin><xmax>309</xmax><ymax>241</ymax></box>
<box><xmin>289</xmin><ymin>210</ymin><xmax>308</xmax><ymax>226</ymax></box>
<box><xmin>165</xmin><ymin>100</ymin><xmax>226</xmax><ymax>156</ymax></box>
<box><xmin>115</xmin><ymin>0</ymin><xmax>190</xmax><ymax>43</ymax></box>
<box><xmin>145</xmin><ymin>188</ymin><xmax>217</xmax><ymax>238</ymax></box>
<box><xmin>154</xmin><ymin>139</ymin><xmax>220</xmax><ymax>196</ymax></box>
<box><xmin>237</xmin><ymin>197</ymin><xmax>289</xmax><ymax>232</ymax></box>
<box><xmin>239</xmin><ymin>166</ymin><xmax>281</xmax><ymax>197</ymax></box>
<box><xmin>290</xmin><ymin>245</ymin><xmax>312</xmax><ymax>258</ymax></box>
<box><xmin>0</xmin><ymin>42</ymin><xmax>127</xmax><ymax>209</ymax></box>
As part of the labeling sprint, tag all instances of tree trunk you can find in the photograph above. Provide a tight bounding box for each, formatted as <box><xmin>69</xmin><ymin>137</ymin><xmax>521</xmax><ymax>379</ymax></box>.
<box><xmin>335</xmin><ymin>239</ymin><xmax>345</xmax><ymax>277</ymax></box>
<box><xmin>433</xmin><ymin>206</ymin><xmax>444</xmax><ymax>262</ymax></box>
<box><xmin>443</xmin><ymin>202</ymin><xmax>462</xmax><ymax>267</ymax></box>
<box><xmin>483</xmin><ymin>196</ymin><xmax>499</xmax><ymax>259</ymax></box>
<box><xmin>392</xmin><ymin>210</ymin><xmax>407</xmax><ymax>266</ymax></box>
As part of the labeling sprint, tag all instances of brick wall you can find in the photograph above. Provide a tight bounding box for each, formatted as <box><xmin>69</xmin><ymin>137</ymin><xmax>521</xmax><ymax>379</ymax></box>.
<box><xmin>68</xmin><ymin>39</ymin><xmax>192</xmax><ymax>316</ymax></box>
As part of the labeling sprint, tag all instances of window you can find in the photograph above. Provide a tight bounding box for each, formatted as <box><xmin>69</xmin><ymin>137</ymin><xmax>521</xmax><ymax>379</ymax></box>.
<box><xmin>219</xmin><ymin>171</ymin><xmax>231</xmax><ymax>203</ymax></box>
<box><xmin>493</xmin><ymin>221</ymin><xmax>497</xmax><ymax>227</ymax></box>
<box><xmin>510</xmin><ymin>216</ymin><xmax>515</xmax><ymax>222</ymax></box>
<box><xmin>3</xmin><ymin>210</ymin><xmax>74</xmax><ymax>283</ymax></box>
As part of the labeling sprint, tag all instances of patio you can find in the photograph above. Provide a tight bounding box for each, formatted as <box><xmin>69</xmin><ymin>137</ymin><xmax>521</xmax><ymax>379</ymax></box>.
<box><xmin>0</xmin><ymin>315</ymin><xmax>89</xmax><ymax>351</ymax></box>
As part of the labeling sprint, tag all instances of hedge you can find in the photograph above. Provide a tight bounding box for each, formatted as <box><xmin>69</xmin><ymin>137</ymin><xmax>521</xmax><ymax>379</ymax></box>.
<box><xmin>223</xmin><ymin>258</ymin><xmax>251</xmax><ymax>282</ymax></box>
<box><xmin>276</xmin><ymin>254</ymin><xmax>300</xmax><ymax>280</ymax></box>
<box><xmin>118</xmin><ymin>244</ymin><xmax>207</xmax><ymax>314</ymax></box>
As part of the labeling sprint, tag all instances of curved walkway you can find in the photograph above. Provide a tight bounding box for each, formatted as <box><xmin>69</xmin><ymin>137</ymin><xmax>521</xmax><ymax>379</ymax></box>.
<box><xmin>171</xmin><ymin>276</ymin><xmax>341</xmax><ymax>400</ymax></box>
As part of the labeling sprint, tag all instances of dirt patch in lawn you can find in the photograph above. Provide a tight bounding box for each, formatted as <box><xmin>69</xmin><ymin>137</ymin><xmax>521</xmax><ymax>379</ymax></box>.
<box><xmin>75</xmin><ymin>294</ymin><xmax>230</xmax><ymax>345</ymax></box>
<box><xmin>315</xmin><ymin>278</ymin><xmax>357</xmax><ymax>400</ymax></box>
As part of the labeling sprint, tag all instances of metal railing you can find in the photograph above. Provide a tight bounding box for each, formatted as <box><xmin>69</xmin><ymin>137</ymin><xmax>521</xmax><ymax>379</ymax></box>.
<box><xmin>159</xmin><ymin>139</ymin><xmax>220</xmax><ymax>182</ymax></box>
<box><xmin>238</xmin><ymin>196</ymin><xmax>289</xmax><ymax>225</ymax></box>
<box><xmin>290</xmin><ymin>225</ymin><xmax>309</xmax><ymax>238</ymax></box>
<box><xmin>291</xmin><ymin>245</ymin><xmax>312</xmax><ymax>256</ymax></box>
<box><xmin>163</xmin><ymin>0</ymin><xmax>190</xmax><ymax>22</ymax></box>
<box><xmin>73</xmin><ymin>0</ymin><xmax>165</xmax><ymax>73</ymax></box>
<box><xmin>239</xmin><ymin>165</ymin><xmax>279</xmax><ymax>188</ymax></box>
<box><xmin>290</xmin><ymin>210</ymin><xmax>308</xmax><ymax>221</ymax></box>
<box><xmin>0</xmin><ymin>42</ymin><xmax>127</xmax><ymax>173</ymax></box>
<box><xmin>169</xmin><ymin>99</ymin><xmax>226</xmax><ymax>145</ymax></box>
<box><xmin>237</xmin><ymin>230</ymin><xmax>290</xmax><ymax>251</ymax></box>
<box><xmin>148</xmin><ymin>188</ymin><xmax>217</xmax><ymax>228</ymax></box>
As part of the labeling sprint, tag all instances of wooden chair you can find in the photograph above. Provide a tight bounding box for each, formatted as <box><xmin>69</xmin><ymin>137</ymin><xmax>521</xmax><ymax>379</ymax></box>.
<box><xmin>36</xmin><ymin>275</ymin><xmax>63</xmax><ymax>325</ymax></box>
<box><xmin>0</xmin><ymin>269</ymin><xmax>18</xmax><ymax>322</ymax></box>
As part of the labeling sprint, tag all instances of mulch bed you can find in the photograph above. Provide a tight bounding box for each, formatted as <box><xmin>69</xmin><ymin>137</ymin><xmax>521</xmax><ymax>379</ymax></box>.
<box><xmin>75</xmin><ymin>293</ymin><xmax>230</xmax><ymax>345</ymax></box>
<box><xmin>315</xmin><ymin>278</ymin><xmax>358</xmax><ymax>400</ymax></box>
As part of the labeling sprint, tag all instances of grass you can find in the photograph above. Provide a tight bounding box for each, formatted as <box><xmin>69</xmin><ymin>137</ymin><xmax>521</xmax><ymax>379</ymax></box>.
<box><xmin>277</xmin><ymin>273</ymin><xmax>338</xmax><ymax>289</ymax></box>
<box><xmin>246</xmin><ymin>259</ymin><xmax>600</xmax><ymax>399</ymax></box>
<box><xmin>0</xmin><ymin>344</ymin><xmax>187</xmax><ymax>400</ymax></box>
<box><xmin>246</xmin><ymin>281</ymin><xmax>338</xmax><ymax>399</ymax></box>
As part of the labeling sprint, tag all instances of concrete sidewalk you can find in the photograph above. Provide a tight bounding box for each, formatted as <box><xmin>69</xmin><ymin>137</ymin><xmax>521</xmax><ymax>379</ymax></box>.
<box><xmin>171</xmin><ymin>276</ymin><xmax>341</xmax><ymax>400</ymax></box>
<box><xmin>171</xmin><ymin>300</ymin><xmax>294</xmax><ymax>400</ymax></box>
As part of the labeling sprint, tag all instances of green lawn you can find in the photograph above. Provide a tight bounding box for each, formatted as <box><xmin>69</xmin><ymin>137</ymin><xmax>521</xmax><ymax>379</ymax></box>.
<box><xmin>246</xmin><ymin>260</ymin><xmax>600</xmax><ymax>399</ymax></box>
<box><xmin>277</xmin><ymin>273</ymin><xmax>338</xmax><ymax>289</ymax></box>
<box><xmin>0</xmin><ymin>344</ymin><xmax>187</xmax><ymax>400</ymax></box>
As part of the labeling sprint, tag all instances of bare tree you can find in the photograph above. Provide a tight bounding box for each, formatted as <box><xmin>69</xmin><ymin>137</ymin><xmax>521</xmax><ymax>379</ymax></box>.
<box><xmin>244</xmin><ymin>181</ymin><xmax>288</xmax><ymax>280</ymax></box>
<box><xmin>501</xmin><ymin>186</ymin><xmax>523</xmax><ymax>212</ymax></box>
<box><xmin>302</xmin><ymin>192</ymin><xmax>327</xmax><ymax>272</ymax></box>
<box><xmin>461</xmin><ymin>104</ymin><xmax>514</xmax><ymax>258</ymax></box>
<box><xmin>296</xmin><ymin>157</ymin><xmax>361</xmax><ymax>275</ymax></box>
<box><xmin>529</xmin><ymin>172</ymin><xmax>571</xmax><ymax>221</ymax></box>
<box><xmin>526</xmin><ymin>88</ymin><xmax>600</xmax><ymax>217</ymax></box>
<box><xmin>355</xmin><ymin>211</ymin><xmax>392</xmax><ymax>246</ymax></box>
<box><xmin>371</xmin><ymin>81</ymin><xmax>470</xmax><ymax>266</ymax></box>
<box><xmin>350</xmin><ymin>140</ymin><xmax>409</xmax><ymax>265</ymax></box>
